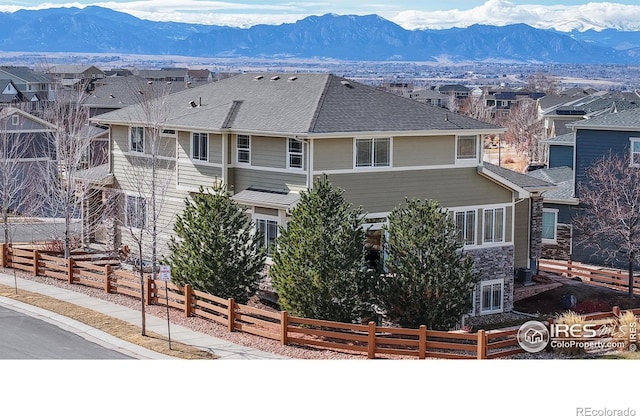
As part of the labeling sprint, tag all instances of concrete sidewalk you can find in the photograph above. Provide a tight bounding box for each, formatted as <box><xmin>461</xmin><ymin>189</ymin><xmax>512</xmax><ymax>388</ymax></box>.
<box><xmin>0</xmin><ymin>273</ymin><xmax>288</xmax><ymax>360</ymax></box>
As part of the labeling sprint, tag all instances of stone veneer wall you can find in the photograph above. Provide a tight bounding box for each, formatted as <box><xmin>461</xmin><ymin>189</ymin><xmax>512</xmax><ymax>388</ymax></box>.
<box><xmin>529</xmin><ymin>196</ymin><xmax>544</xmax><ymax>262</ymax></box>
<box><xmin>541</xmin><ymin>224</ymin><xmax>572</xmax><ymax>261</ymax></box>
<box><xmin>465</xmin><ymin>245</ymin><xmax>515</xmax><ymax>315</ymax></box>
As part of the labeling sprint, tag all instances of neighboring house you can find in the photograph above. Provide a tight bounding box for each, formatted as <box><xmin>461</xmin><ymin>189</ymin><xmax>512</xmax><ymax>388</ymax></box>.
<box><xmin>437</xmin><ymin>84</ymin><xmax>470</xmax><ymax>100</ymax></box>
<box><xmin>0</xmin><ymin>79</ymin><xmax>27</xmax><ymax>107</ymax></box>
<box><xmin>406</xmin><ymin>88</ymin><xmax>448</xmax><ymax>108</ymax></box>
<box><xmin>92</xmin><ymin>72</ymin><xmax>555</xmax><ymax>317</ymax></box>
<box><xmin>533</xmin><ymin>107</ymin><xmax>640</xmax><ymax>268</ymax></box>
<box><xmin>46</xmin><ymin>65</ymin><xmax>105</xmax><ymax>90</ymax></box>
<box><xmin>187</xmin><ymin>69</ymin><xmax>213</xmax><ymax>83</ymax></box>
<box><xmin>0</xmin><ymin>107</ymin><xmax>57</xmax><ymax>215</ymax></box>
<box><xmin>0</xmin><ymin>66</ymin><xmax>52</xmax><ymax>111</ymax></box>
<box><xmin>135</xmin><ymin>68</ymin><xmax>189</xmax><ymax>82</ymax></box>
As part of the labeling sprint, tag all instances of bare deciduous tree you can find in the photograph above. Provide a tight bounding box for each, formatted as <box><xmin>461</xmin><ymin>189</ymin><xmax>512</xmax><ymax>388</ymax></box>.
<box><xmin>503</xmin><ymin>98</ymin><xmax>545</xmax><ymax>166</ymax></box>
<box><xmin>573</xmin><ymin>153</ymin><xmax>640</xmax><ymax>297</ymax></box>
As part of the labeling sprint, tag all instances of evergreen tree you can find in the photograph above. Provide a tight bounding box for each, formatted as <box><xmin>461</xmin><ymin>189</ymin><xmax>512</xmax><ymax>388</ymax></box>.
<box><xmin>167</xmin><ymin>183</ymin><xmax>265</xmax><ymax>304</ymax></box>
<box><xmin>378</xmin><ymin>198</ymin><xmax>479</xmax><ymax>330</ymax></box>
<box><xmin>270</xmin><ymin>175</ymin><xmax>372</xmax><ymax>322</ymax></box>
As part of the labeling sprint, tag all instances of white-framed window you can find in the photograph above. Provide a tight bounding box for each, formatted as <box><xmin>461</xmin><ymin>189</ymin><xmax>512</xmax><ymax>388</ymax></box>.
<box><xmin>130</xmin><ymin>126</ymin><xmax>144</xmax><ymax>153</ymax></box>
<box><xmin>125</xmin><ymin>194</ymin><xmax>146</xmax><ymax>229</ymax></box>
<box><xmin>161</xmin><ymin>129</ymin><xmax>176</xmax><ymax>137</ymax></box>
<box><xmin>287</xmin><ymin>138</ymin><xmax>303</xmax><ymax>169</ymax></box>
<box><xmin>237</xmin><ymin>134</ymin><xmax>250</xmax><ymax>164</ymax></box>
<box><xmin>256</xmin><ymin>218</ymin><xmax>278</xmax><ymax>257</ymax></box>
<box><xmin>630</xmin><ymin>138</ymin><xmax>640</xmax><ymax>167</ymax></box>
<box><xmin>453</xmin><ymin>209</ymin><xmax>476</xmax><ymax>246</ymax></box>
<box><xmin>483</xmin><ymin>207</ymin><xmax>505</xmax><ymax>244</ymax></box>
<box><xmin>355</xmin><ymin>137</ymin><xmax>391</xmax><ymax>168</ymax></box>
<box><xmin>542</xmin><ymin>208</ymin><xmax>558</xmax><ymax>243</ymax></box>
<box><xmin>456</xmin><ymin>135</ymin><xmax>478</xmax><ymax>161</ymax></box>
<box><xmin>192</xmin><ymin>132</ymin><xmax>208</xmax><ymax>162</ymax></box>
<box><xmin>480</xmin><ymin>278</ymin><xmax>503</xmax><ymax>314</ymax></box>
<box><xmin>11</xmin><ymin>114</ymin><xmax>19</xmax><ymax>126</ymax></box>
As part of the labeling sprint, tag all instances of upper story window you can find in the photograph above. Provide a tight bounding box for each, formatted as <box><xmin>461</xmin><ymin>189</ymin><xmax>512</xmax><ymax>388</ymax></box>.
<box><xmin>130</xmin><ymin>126</ymin><xmax>144</xmax><ymax>153</ymax></box>
<box><xmin>11</xmin><ymin>115</ymin><xmax>19</xmax><ymax>126</ymax></box>
<box><xmin>483</xmin><ymin>207</ymin><xmax>505</xmax><ymax>244</ymax></box>
<box><xmin>355</xmin><ymin>137</ymin><xmax>390</xmax><ymax>168</ymax></box>
<box><xmin>192</xmin><ymin>132</ymin><xmax>208</xmax><ymax>162</ymax></box>
<box><xmin>454</xmin><ymin>209</ymin><xmax>476</xmax><ymax>246</ymax></box>
<box><xmin>237</xmin><ymin>135</ymin><xmax>250</xmax><ymax>164</ymax></box>
<box><xmin>631</xmin><ymin>138</ymin><xmax>640</xmax><ymax>167</ymax></box>
<box><xmin>456</xmin><ymin>135</ymin><xmax>478</xmax><ymax>161</ymax></box>
<box><xmin>287</xmin><ymin>138</ymin><xmax>303</xmax><ymax>169</ymax></box>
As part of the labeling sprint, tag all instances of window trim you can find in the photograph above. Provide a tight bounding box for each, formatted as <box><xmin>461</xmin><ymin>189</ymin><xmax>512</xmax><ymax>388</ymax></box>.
<box><xmin>124</xmin><ymin>194</ymin><xmax>147</xmax><ymax>230</ymax></box>
<box><xmin>542</xmin><ymin>208</ymin><xmax>558</xmax><ymax>244</ymax></box>
<box><xmin>129</xmin><ymin>126</ymin><xmax>145</xmax><ymax>154</ymax></box>
<box><xmin>482</xmin><ymin>207</ymin><xmax>505</xmax><ymax>244</ymax></box>
<box><xmin>630</xmin><ymin>138</ymin><xmax>640</xmax><ymax>167</ymax></box>
<box><xmin>354</xmin><ymin>137</ymin><xmax>392</xmax><ymax>169</ymax></box>
<box><xmin>191</xmin><ymin>132</ymin><xmax>209</xmax><ymax>162</ymax></box>
<box><xmin>480</xmin><ymin>278</ymin><xmax>504</xmax><ymax>315</ymax></box>
<box><xmin>254</xmin><ymin>215</ymin><xmax>279</xmax><ymax>259</ymax></box>
<box><xmin>287</xmin><ymin>138</ymin><xmax>304</xmax><ymax>170</ymax></box>
<box><xmin>456</xmin><ymin>135</ymin><xmax>479</xmax><ymax>163</ymax></box>
<box><xmin>237</xmin><ymin>134</ymin><xmax>251</xmax><ymax>165</ymax></box>
<box><xmin>11</xmin><ymin>114</ymin><xmax>19</xmax><ymax>126</ymax></box>
<box><xmin>453</xmin><ymin>209</ymin><xmax>477</xmax><ymax>246</ymax></box>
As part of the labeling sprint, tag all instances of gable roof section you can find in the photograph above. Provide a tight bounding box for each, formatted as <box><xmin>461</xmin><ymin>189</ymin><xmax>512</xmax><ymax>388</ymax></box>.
<box><xmin>92</xmin><ymin>73</ymin><xmax>504</xmax><ymax>136</ymax></box>
<box><xmin>528</xmin><ymin>166</ymin><xmax>577</xmax><ymax>204</ymax></box>
<box><xmin>569</xmin><ymin>107</ymin><xmax>640</xmax><ymax>131</ymax></box>
<box><xmin>0</xmin><ymin>66</ymin><xmax>50</xmax><ymax>83</ymax></box>
<box><xmin>541</xmin><ymin>132</ymin><xmax>574</xmax><ymax>146</ymax></box>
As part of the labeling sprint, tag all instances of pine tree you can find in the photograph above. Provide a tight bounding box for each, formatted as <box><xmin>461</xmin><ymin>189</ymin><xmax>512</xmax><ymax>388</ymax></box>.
<box><xmin>378</xmin><ymin>198</ymin><xmax>479</xmax><ymax>330</ymax></box>
<box><xmin>270</xmin><ymin>175</ymin><xmax>372</xmax><ymax>323</ymax></box>
<box><xmin>167</xmin><ymin>183</ymin><xmax>265</xmax><ymax>304</ymax></box>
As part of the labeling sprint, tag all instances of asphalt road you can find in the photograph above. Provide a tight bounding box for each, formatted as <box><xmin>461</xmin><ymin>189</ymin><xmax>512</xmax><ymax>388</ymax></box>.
<box><xmin>0</xmin><ymin>305</ymin><xmax>132</xmax><ymax>359</ymax></box>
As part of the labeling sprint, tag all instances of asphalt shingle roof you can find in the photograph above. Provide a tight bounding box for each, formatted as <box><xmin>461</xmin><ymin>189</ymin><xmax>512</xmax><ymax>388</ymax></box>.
<box><xmin>569</xmin><ymin>107</ymin><xmax>640</xmax><ymax>129</ymax></box>
<box><xmin>482</xmin><ymin>162</ymin><xmax>556</xmax><ymax>190</ymax></box>
<box><xmin>528</xmin><ymin>167</ymin><xmax>575</xmax><ymax>202</ymax></box>
<box><xmin>541</xmin><ymin>132</ymin><xmax>574</xmax><ymax>145</ymax></box>
<box><xmin>92</xmin><ymin>73</ymin><xmax>503</xmax><ymax>135</ymax></box>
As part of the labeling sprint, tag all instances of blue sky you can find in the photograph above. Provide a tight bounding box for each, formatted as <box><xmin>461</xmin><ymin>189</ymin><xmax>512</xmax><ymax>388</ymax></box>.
<box><xmin>2</xmin><ymin>1</ymin><xmax>640</xmax><ymax>31</ymax></box>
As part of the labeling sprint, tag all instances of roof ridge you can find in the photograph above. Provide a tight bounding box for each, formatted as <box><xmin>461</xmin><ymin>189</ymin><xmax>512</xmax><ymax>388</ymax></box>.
<box><xmin>307</xmin><ymin>74</ymin><xmax>332</xmax><ymax>133</ymax></box>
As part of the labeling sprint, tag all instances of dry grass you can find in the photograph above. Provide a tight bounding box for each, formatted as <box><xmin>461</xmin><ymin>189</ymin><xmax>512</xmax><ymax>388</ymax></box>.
<box><xmin>0</xmin><ymin>283</ymin><xmax>217</xmax><ymax>359</ymax></box>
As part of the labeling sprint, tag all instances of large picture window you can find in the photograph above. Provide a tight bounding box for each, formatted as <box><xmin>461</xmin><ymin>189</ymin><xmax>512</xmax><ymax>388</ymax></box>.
<box><xmin>483</xmin><ymin>207</ymin><xmax>505</xmax><ymax>243</ymax></box>
<box><xmin>192</xmin><ymin>132</ymin><xmax>208</xmax><ymax>161</ymax></box>
<box><xmin>125</xmin><ymin>195</ymin><xmax>146</xmax><ymax>229</ymax></box>
<box><xmin>355</xmin><ymin>138</ymin><xmax>390</xmax><ymax>168</ymax></box>
<box><xmin>454</xmin><ymin>209</ymin><xmax>476</xmax><ymax>246</ymax></box>
<box><xmin>237</xmin><ymin>135</ymin><xmax>250</xmax><ymax>164</ymax></box>
<box><xmin>130</xmin><ymin>126</ymin><xmax>144</xmax><ymax>153</ymax></box>
<box><xmin>288</xmin><ymin>138</ymin><xmax>303</xmax><ymax>169</ymax></box>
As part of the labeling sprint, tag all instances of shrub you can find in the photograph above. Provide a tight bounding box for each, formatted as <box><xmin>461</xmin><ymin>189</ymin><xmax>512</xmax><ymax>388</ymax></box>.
<box><xmin>615</xmin><ymin>311</ymin><xmax>639</xmax><ymax>351</ymax></box>
<box><xmin>554</xmin><ymin>310</ymin><xmax>587</xmax><ymax>356</ymax></box>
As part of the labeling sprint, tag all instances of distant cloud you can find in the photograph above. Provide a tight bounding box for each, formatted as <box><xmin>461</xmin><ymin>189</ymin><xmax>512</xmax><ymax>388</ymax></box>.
<box><xmin>1</xmin><ymin>0</ymin><xmax>640</xmax><ymax>31</ymax></box>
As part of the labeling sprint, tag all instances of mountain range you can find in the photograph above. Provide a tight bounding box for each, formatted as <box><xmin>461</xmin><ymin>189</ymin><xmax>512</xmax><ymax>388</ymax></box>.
<box><xmin>0</xmin><ymin>6</ymin><xmax>639</xmax><ymax>64</ymax></box>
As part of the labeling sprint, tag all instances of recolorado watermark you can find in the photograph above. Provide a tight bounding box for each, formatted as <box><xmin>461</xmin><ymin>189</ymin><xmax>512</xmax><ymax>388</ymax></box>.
<box><xmin>516</xmin><ymin>319</ymin><xmax>637</xmax><ymax>354</ymax></box>
<box><xmin>576</xmin><ymin>407</ymin><xmax>636</xmax><ymax>416</ymax></box>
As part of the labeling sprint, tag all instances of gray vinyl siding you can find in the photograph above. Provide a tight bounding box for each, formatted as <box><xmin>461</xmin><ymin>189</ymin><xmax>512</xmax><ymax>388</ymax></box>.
<box><xmin>112</xmin><ymin>124</ymin><xmax>175</xmax><ymax>158</ymax></box>
<box><xmin>177</xmin><ymin>131</ymin><xmax>223</xmax><ymax>164</ymax></box>
<box><xmin>513</xmin><ymin>199</ymin><xmax>530</xmax><ymax>269</ymax></box>
<box><xmin>313</xmin><ymin>138</ymin><xmax>353</xmax><ymax>170</ymax></box>
<box><xmin>319</xmin><ymin>168</ymin><xmax>512</xmax><ymax>213</ymax></box>
<box><xmin>548</xmin><ymin>144</ymin><xmax>574</xmax><ymax>169</ymax></box>
<box><xmin>252</xmin><ymin>136</ymin><xmax>286</xmax><ymax>169</ymax></box>
<box><xmin>231</xmin><ymin>168</ymin><xmax>306</xmax><ymax>193</ymax></box>
<box><xmin>575</xmin><ymin>128</ymin><xmax>640</xmax><ymax>197</ymax></box>
<box><xmin>393</xmin><ymin>135</ymin><xmax>454</xmax><ymax>167</ymax></box>
<box><xmin>176</xmin><ymin>162</ymin><xmax>222</xmax><ymax>189</ymax></box>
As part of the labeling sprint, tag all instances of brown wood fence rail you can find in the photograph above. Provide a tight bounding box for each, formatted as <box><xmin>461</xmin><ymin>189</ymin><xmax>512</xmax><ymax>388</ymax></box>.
<box><xmin>539</xmin><ymin>258</ymin><xmax>640</xmax><ymax>295</ymax></box>
<box><xmin>0</xmin><ymin>243</ymin><xmax>560</xmax><ymax>359</ymax></box>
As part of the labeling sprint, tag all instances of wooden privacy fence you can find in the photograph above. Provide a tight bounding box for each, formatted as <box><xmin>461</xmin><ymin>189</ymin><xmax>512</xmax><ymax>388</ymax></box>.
<box><xmin>1</xmin><ymin>244</ymin><xmax>529</xmax><ymax>359</ymax></box>
<box><xmin>539</xmin><ymin>258</ymin><xmax>640</xmax><ymax>295</ymax></box>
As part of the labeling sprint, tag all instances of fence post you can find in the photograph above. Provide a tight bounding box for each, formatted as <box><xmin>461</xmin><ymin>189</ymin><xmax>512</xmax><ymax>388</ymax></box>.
<box><xmin>281</xmin><ymin>311</ymin><xmax>289</xmax><ymax>346</ymax></box>
<box><xmin>567</xmin><ymin>259</ymin><xmax>573</xmax><ymax>278</ymax></box>
<box><xmin>228</xmin><ymin>298</ymin><xmax>235</xmax><ymax>332</ymax></box>
<box><xmin>67</xmin><ymin>257</ymin><xmax>74</xmax><ymax>284</ymax></box>
<box><xmin>145</xmin><ymin>277</ymin><xmax>153</xmax><ymax>305</ymax></box>
<box><xmin>104</xmin><ymin>265</ymin><xmax>111</xmax><ymax>293</ymax></box>
<box><xmin>367</xmin><ymin>321</ymin><xmax>377</xmax><ymax>359</ymax></box>
<box><xmin>33</xmin><ymin>250</ymin><xmax>39</xmax><ymax>276</ymax></box>
<box><xmin>184</xmin><ymin>284</ymin><xmax>193</xmax><ymax>317</ymax></box>
<box><xmin>477</xmin><ymin>330</ymin><xmax>487</xmax><ymax>359</ymax></box>
<box><xmin>419</xmin><ymin>325</ymin><xmax>427</xmax><ymax>360</ymax></box>
<box><xmin>1</xmin><ymin>243</ymin><xmax>6</xmax><ymax>268</ymax></box>
<box><xmin>612</xmin><ymin>306</ymin><xmax>620</xmax><ymax>317</ymax></box>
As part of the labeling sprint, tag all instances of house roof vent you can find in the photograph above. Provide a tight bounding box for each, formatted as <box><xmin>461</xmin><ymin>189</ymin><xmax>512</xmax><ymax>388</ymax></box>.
<box><xmin>270</xmin><ymin>75</ymin><xmax>280</xmax><ymax>81</ymax></box>
<box><xmin>288</xmin><ymin>76</ymin><xmax>298</xmax><ymax>81</ymax></box>
<box><xmin>254</xmin><ymin>75</ymin><xmax>264</xmax><ymax>80</ymax></box>
<box><xmin>341</xmin><ymin>80</ymin><xmax>353</xmax><ymax>88</ymax></box>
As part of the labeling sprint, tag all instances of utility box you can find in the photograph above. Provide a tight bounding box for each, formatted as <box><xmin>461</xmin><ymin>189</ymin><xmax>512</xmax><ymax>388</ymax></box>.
<box><xmin>517</xmin><ymin>267</ymin><xmax>533</xmax><ymax>285</ymax></box>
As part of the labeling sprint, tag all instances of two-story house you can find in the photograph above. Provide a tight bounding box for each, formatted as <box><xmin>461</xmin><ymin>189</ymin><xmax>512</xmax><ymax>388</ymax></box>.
<box><xmin>0</xmin><ymin>66</ymin><xmax>53</xmax><ymax>112</ymax></box>
<box><xmin>92</xmin><ymin>72</ymin><xmax>554</xmax><ymax>317</ymax></box>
